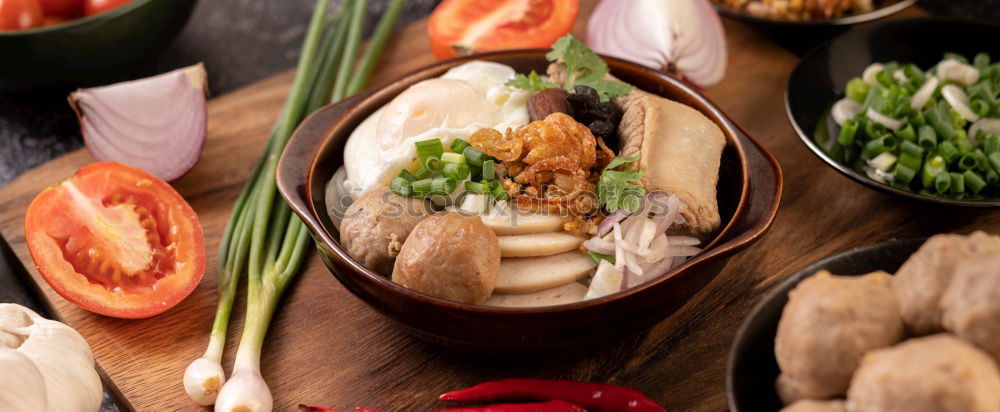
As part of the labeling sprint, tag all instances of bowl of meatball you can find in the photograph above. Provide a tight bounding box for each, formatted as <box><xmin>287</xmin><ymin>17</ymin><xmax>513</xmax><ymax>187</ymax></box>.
<box><xmin>277</xmin><ymin>49</ymin><xmax>782</xmax><ymax>351</ymax></box>
<box><xmin>728</xmin><ymin>232</ymin><xmax>1000</xmax><ymax>411</ymax></box>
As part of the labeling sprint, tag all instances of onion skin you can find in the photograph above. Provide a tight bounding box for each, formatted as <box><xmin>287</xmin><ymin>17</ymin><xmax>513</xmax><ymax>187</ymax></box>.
<box><xmin>69</xmin><ymin>64</ymin><xmax>209</xmax><ymax>182</ymax></box>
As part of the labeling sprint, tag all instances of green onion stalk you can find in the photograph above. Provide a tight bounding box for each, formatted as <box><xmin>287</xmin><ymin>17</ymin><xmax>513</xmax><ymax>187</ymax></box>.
<box><xmin>182</xmin><ymin>0</ymin><xmax>403</xmax><ymax>410</ymax></box>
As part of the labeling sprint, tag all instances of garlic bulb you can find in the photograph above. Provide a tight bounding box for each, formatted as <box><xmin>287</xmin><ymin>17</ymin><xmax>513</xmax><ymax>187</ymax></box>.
<box><xmin>0</xmin><ymin>304</ymin><xmax>103</xmax><ymax>412</ymax></box>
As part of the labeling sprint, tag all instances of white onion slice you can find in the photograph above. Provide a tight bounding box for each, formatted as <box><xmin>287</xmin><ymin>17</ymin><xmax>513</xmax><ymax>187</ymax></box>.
<box><xmin>831</xmin><ymin>98</ymin><xmax>861</xmax><ymax>126</ymax></box>
<box><xmin>941</xmin><ymin>84</ymin><xmax>980</xmax><ymax>123</ymax></box>
<box><xmin>910</xmin><ymin>77</ymin><xmax>939</xmax><ymax>110</ymax></box>
<box><xmin>862</xmin><ymin>63</ymin><xmax>884</xmax><ymax>87</ymax></box>
<box><xmin>596</xmin><ymin>209</ymin><xmax>627</xmax><ymax>237</ymax></box>
<box><xmin>893</xmin><ymin>69</ymin><xmax>907</xmax><ymax>84</ymax></box>
<box><xmin>866</xmin><ymin>107</ymin><xmax>905</xmax><ymax>131</ymax></box>
<box><xmin>586</xmin><ymin>0</ymin><xmax>727</xmax><ymax>87</ymax></box>
<box><xmin>969</xmin><ymin>118</ymin><xmax>1000</xmax><ymax>144</ymax></box>
<box><xmin>583</xmin><ymin>237</ymin><xmax>616</xmax><ymax>255</ymax></box>
<box><xmin>585</xmin><ymin>260</ymin><xmax>623</xmax><ymax>300</ymax></box>
<box><xmin>936</xmin><ymin>59</ymin><xmax>980</xmax><ymax>86</ymax></box>
<box><xmin>69</xmin><ymin>64</ymin><xmax>208</xmax><ymax>181</ymax></box>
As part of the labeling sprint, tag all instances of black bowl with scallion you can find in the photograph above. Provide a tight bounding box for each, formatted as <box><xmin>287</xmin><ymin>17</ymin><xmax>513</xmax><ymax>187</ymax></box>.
<box><xmin>787</xmin><ymin>17</ymin><xmax>1000</xmax><ymax>208</ymax></box>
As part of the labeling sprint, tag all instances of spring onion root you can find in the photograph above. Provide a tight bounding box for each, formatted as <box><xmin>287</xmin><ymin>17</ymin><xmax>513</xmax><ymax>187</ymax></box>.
<box><xmin>188</xmin><ymin>0</ymin><xmax>405</xmax><ymax>410</ymax></box>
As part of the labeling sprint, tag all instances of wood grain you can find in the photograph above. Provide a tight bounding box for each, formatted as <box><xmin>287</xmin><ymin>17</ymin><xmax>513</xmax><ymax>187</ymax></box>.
<box><xmin>1</xmin><ymin>3</ymin><xmax>992</xmax><ymax>412</ymax></box>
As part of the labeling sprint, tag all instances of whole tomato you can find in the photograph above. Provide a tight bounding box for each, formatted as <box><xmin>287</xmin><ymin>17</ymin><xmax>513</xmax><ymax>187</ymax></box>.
<box><xmin>38</xmin><ymin>0</ymin><xmax>82</xmax><ymax>16</ymax></box>
<box><xmin>83</xmin><ymin>0</ymin><xmax>127</xmax><ymax>16</ymax></box>
<box><xmin>0</xmin><ymin>0</ymin><xmax>44</xmax><ymax>31</ymax></box>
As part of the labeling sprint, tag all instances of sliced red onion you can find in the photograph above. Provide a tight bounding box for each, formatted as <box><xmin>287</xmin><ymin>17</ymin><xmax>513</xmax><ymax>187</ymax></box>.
<box><xmin>583</xmin><ymin>236</ymin><xmax>616</xmax><ymax>255</ymax></box>
<box><xmin>941</xmin><ymin>84</ymin><xmax>980</xmax><ymax>123</ymax></box>
<box><xmin>587</xmin><ymin>0</ymin><xmax>727</xmax><ymax>87</ymax></box>
<box><xmin>969</xmin><ymin>118</ymin><xmax>1000</xmax><ymax>144</ymax></box>
<box><xmin>910</xmin><ymin>77</ymin><xmax>939</xmax><ymax>110</ymax></box>
<box><xmin>69</xmin><ymin>64</ymin><xmax>209</xmax><ymax>181</ymax></box>
<box><xmin>596</xmin><ymin>209</ymin><xmax>627</xmax><ymax>237</ymax></box>
<box><xmin>866</xmin><ymin>107</ymin><xmax>905</xmax><ymax>131</ymax></box>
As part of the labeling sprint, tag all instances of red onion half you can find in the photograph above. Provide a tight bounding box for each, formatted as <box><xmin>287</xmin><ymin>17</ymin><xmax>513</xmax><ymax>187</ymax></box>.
<box><xmin>586</xmin><ymin>0</ymin><xmax>728</xmax><ymax>87</ymax></box>
<box><xmin>69</xmin><ymin>64</ymin><xmax>209</xmax><ymax>182</ymax></box>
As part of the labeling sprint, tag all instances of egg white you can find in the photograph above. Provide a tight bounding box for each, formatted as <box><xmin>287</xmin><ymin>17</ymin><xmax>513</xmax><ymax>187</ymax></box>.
<box><xmin>343</xmin><ymin>61</ymin><xmax>532</xmax><ymax>198</ymax></box>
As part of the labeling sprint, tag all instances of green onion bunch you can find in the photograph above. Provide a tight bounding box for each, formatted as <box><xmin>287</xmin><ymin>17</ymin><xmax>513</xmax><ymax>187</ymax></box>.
<box><xmin>389</xmin><ymin>137</ymin><xmax>510</xmax><ymax>202</ymax></box>
<box><xmin>183</xmin><ymin>0</ymin><xmax>404</xmax><ymax>410</ymax></box>
<box><xmin>827</xmin><ymin>52</ymin><xmax>1000</xmax><ymax>200</ymax></box>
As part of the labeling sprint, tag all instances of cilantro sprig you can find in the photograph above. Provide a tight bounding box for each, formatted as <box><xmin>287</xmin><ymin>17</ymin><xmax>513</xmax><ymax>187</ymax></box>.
<box><xmin>506</xmin><ymin>34</ymin><xmax>633</xmax><ymax>102</ymax></box>
<box><xmin>598</xmin><ymin>155</ymin><xmax>645</xmax><ymax>213</ymax></box>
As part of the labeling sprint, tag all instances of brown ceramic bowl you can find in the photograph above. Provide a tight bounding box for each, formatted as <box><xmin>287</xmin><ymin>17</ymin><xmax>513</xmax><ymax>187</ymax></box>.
<box><xmin>277</xmin><ymin>51</ymin><xmax>782</xmax><ymax>351</ymax></box>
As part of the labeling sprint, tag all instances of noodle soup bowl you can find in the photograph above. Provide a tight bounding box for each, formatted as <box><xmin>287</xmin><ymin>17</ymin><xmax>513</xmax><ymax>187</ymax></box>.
<box><xmin>277</xmin><ymin>50</ymin><xmax>782</xmax><ymax>351</ymax></box>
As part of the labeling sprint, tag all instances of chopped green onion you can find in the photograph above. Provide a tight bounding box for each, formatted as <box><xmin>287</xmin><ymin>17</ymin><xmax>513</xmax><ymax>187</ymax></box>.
<box><xmin>450</xmin><ymin>138</ymin><xmax>471</xmax><ymax>153</ymax></box>
<box><xmin>950</xmin><ymin>108</ymin><xmax>967</xmax><ymax>130</ymax></box>
<box><xmin>481</xmin><ymin>160</ymin><xmax>496</xmax><ymax>181</ymax></box>
<box><xmin>430</xmin><ymin>177</ymin><xmax>457</xmax><ymax>195</ymax></box>
<box><xmin>411</xmin><ymin>178</ymin><xmax>432</xmax><ymax>196</ymax></box>
<box><xmin>958</xmin><ymin>153</ymin><xmax>978</xmax><ymax>171</ymax></box>
<box><xmin>934</xmin><ymin>171</ymin><xmax>951</xmax><ymax>193</ymax></box>
<box><xmin>899</xmin><ymin>152</ymin><xmax>922</xmax><ymax>171</ymax></box>
<box><xmin>441</xmin><ymin>152</ymin><xmax>465</xmax><ymax>164</ymax></box>
<box><xmin>986</xmin><ymin>169</ymin><xmax>1000</xmax><ymax>186</ymax></box>
<box><xmin>876</xmin><ymin>70</ymin><xmax>894</xmax><ymax>88</ymax></box>
<box><xmin>423</xmin><ymin>155</ymin><xmax>443</xmax><ymax>172</ymax></box>
<box><xmin>990</xmin><ymin>152</ymin><xmax>1000</xmax><ymax>173</ymax></box>
<box><xmin>964</xmin><ymin>170</ymin><xmax>987</xmax><ymax>194</ymax></box>
<box><xmin>950</xmin><ymin>172</ymin><xmax>965</xmax><ymax>195</ymax></box>
<box><xmin>901</xmin><ymin>140</ymin><xmax>924</xmax><ymax>158</ymax></box>
<box><xmin>987</xmin><ymin>135</ymin><xmax>1000</xmax><ymax>154</ymax></box>
<box><xmin>464</xmin><ymin>180</ymin><xmax>489</xmax><ymax>194</ymax></box>
<box><xmin>939</xmin><ymin>141</ymin><xmax>959</xmax><ymax>163</ymax></box>
<box><xmin>971</xmin><ymin>99</ymin><xmax>991</xmax><ymax>117</ymax></box>
<box><xmin>922</xmin><ymin>155</ymin><xmax>946</xmax><ymax>187</ymax></box>
<box><xmin>869</xmin><ymin>152</ymin><xmax>897</xmax><ymax>172</ymax></box>
<box><xmin>847</xmin><ymin>77</ymin><xmax>870</xmax><ymax>103</ymax></box>
<box><xmin>864</xmin><ymin>120</ymin><xmax>886</xmax><ymax>139</ymax></box>
<box><xmin>588</xmin><ymin>251</ymin><xmax>615</xmax><ymax>265</ymax></box>
<box><xmin>908</xmin><ymin>110</ymin><xmax>926</xmax><ymax>127</ymax></box>
<box><xmin>390</xmin><ymin>177</ymin><xmax>412</xmax><ymax>196</ymax></box>
<box><xmin>491</xmin><ymin>181</ymin><xmax>509</xmax><ymax>200</ymax></box>
<box><xmin>974</xmin><ymin>149</ymin><xmax>989</xmax><ymax>171</ymax></box>
<box><xmin>398</xmin><ymin>169</ymin><xmax>417</xmax><ymax>182</ymax></box>
<box><xmin>865</xmin><ymin>136</ymin><xmax>898</xmax><ymax>158</ymax></box>
<box><xmin>956</xmin><ymin>139</ymin><xmax>974</xmax><ymax>154</ymax></box>
<box><xmin>918</xmin><ymin>125</ymin><xmax>937</xmax><ymax>150</ymax></box>
<box><xmin>894</xmin><ymin>164</ymin><xmax>917</xmax><ymax>185</ymax></box>
<box><xmin>897</xmin><ymin>124</ymin><xmax>916</xmax><ymax>142</ymax></box>
<box><xmin>415</xmin><ymin>138</ymin><xmax>444</xmax><ymax>161</ymax></box>
<box><xmin>442</xmin><ymin>162</ymin><xmax>470</xmax><ymax>180</ymax></box>
<box><xmin>463</xmin><ymin>146</ymin><xmax>490</xmax><ymax>167</ymax></box>
<box><xmin>974</xmin><ymin>52</ymin><xmax>991</xmax><ymax>69</ymax></box>
<box><xmin>927</xmin><ymin>102</ymin><xmax>957</xmax><ymax>141</ymax></box>
<box><xmin>413</xmin><ymin>166</ymin><xmax>432</xmax><ymax>179</ymax></box>
<box><xmin>838</xmin><ymin>119</ymin><xmax>859</xmax><ymax>146</ymax></box>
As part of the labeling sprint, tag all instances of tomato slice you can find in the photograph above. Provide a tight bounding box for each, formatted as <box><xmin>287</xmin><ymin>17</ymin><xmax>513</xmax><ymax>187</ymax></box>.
<box><xmin>82</xmin><ymin>0</ymin><xmax>128</xmax><ymax>16</ymax></box>
<box><xmin>25</xmin><ymin>162</ymin><xmax>205</xmax><ymax>319</ymax></box>
<box><xmin>0</xmin><ymin>0</ymin><xmax>44</xmax><ymax>31</ymax></box>
<box><xmin>428</xmin><ymin>0</ymin><xmax>579</xmax><ymax>61</ymax></box>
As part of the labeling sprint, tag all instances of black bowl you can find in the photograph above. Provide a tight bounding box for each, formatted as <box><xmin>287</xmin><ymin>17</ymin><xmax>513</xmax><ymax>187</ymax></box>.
<box><xmin>786</xmin><ymin>17</ymin><xmax>1000</xmax><ymax>208</ymax></box>
<box><xmin>713</xmin><ymin>0</ymin><xmax>917</xmax><ymax>54</ymax></box>
<box><xmin>726</xmin><ymin>238</ymin><xmax>924</xmax><ymax>411</ymax></box>
<box><xmin>0</xmin><ymin>0</ymin><xmax>197</xmax><ymax>91</ymax></box>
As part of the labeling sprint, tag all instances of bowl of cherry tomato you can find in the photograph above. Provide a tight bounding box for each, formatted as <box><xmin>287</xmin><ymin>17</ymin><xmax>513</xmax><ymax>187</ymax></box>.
<box><xmin>0</xmin><ymin>0</ymin><xmax>196</xmax><ymax>91</ymax></box>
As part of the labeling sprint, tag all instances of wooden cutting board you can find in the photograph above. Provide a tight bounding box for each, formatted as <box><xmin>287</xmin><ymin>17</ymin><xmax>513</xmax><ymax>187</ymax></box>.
<box><xmin>2</xmin><ymin>3</ymin><xmax>993</xmax><ymax>411</ymax></box>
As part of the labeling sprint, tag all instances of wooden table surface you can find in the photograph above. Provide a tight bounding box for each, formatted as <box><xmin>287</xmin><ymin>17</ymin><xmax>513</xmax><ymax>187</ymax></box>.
<box><xmin>2</xmin><ymin>3</ymin><xmax>996</xmax><ymax>411</ymax></box>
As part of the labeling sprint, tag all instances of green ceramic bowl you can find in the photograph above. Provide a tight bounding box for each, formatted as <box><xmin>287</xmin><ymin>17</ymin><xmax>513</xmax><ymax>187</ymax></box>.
<box><xmin>0</xmin><ymin>0</ymin><xmax>197</xmax><ymax>91</ymax></box>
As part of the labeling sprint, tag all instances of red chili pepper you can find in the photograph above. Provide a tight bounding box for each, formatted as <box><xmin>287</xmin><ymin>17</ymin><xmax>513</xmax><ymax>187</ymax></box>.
<box><xmin>299</xmin><ymin>406</ymin><xmax>341</xmax><ymax>412</ymax></box>
<box><xmin>435</xmin><ymin>400</ymin><xmax>586</xmax><ymax>412</ymax></box>
<box><xmin>439</xmin><ymin>379</ymin><xmax>665</xmax><ymax>412</ymax></box>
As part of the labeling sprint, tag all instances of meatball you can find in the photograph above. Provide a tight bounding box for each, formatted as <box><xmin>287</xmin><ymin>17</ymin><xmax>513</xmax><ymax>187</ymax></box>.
<box><xmin>894</xmin><ymin>232</ymin><xmax>1000</xmax><ymax>335</ymax></box>
<box><xmin>392</xmin><ymin>212</ymin><xmax>501</xmax><ymax>304</ymax></box>
<box><xmin>847</xmin><ymin>334</ymin><xmax>1000</xmax><ymax>412</ymax></box>
<box><xmin>339</xmin><ymin>189</ymin><xmax>434</xmax><ymax>275</ymax></box>
<box><xmin>941</xmin><ymin>254</ymin><xmax>1000</xmax><ymax>360</ymax></box>
<box><xmin>780</xmin><ymin>400</ymin><xmax>846</xmax><ymax>412</ymax></box>
<box><xmin>775</xmin><ymin>271</ymin><xmax>903</xmax><ymax>404</ymax></box>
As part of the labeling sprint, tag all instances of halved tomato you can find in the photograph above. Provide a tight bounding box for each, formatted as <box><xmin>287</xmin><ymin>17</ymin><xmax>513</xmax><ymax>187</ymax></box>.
<box><xmin>428</xmin><ymin>0</ymin><xmax>579</xmax><ymax>61</ymax></box>
<box><xmin>25</xmin><ymin>162</ymin><xmax>205</xmax><ymax>319</ymax></box>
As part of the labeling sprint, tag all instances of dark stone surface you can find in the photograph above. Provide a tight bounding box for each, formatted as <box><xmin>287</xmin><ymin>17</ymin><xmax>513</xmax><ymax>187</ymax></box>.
<box><xmin>0</xmin><ymin>1</ymin><xmax>994</xmax><ymax>410</ymax></box>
